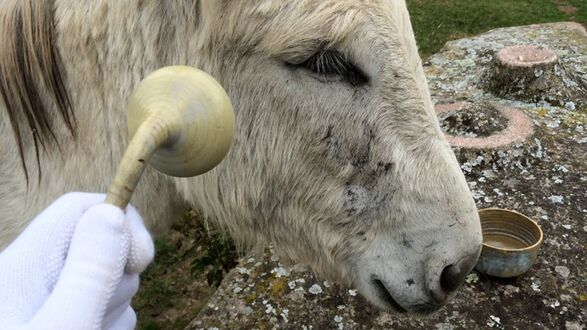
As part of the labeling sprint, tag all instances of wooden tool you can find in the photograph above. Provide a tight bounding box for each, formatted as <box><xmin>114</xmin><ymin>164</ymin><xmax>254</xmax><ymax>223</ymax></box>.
<box><xmin>105</xmin><ymin>66</ymin><xmax>235</xmax><ymax>209</ymax></box>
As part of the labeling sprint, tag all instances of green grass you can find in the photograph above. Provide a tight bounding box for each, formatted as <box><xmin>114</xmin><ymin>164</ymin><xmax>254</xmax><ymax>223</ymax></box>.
<box><xmin>133</xmin><ymin>211</ymin><xmax>237</xmax><ymax>330</ymax></box>
<box><xmin>567</xmin><ymin>0</ymin><xmax>587</xmax><ymax>22</ymax></box>
<box><xmin>407</xmin><ymin>0</ymin><xmax>586</xmax><ymax>58</ymax></box>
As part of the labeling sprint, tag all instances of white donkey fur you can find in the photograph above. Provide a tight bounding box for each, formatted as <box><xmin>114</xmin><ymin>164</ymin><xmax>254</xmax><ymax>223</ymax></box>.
<box><xmin>0</xmin><ymin>0</ymin><xmax>482</xmax><ymax>314</ymax></box>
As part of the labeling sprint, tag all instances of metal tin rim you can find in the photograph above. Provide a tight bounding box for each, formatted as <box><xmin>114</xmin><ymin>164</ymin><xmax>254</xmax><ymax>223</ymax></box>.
<box><xmin>478</xmin><ymin>208</ymin><xmax>544</xmax><ymax>252</ymax></box>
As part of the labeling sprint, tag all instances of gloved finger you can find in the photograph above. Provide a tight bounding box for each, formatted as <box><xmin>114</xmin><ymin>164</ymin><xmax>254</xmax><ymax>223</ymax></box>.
<box><xmin>28</xmin><ymin>204</ymin><xmax>129</xmax><ymax>329</ymax></box>
<box><xmin>103</xmin><ymin>300</ymin><xmax>135</xmax><ymax>330</ymax></box>
<box><xmin>8</xmin><ymin>193</ymin><xmax>108</xmax><ymax>292</ymax></box>
<box><xmin>124</xmin><ymin>204</ymin><xmax>154</xmax><ymax>273</ymax></box>
<box><xmin>105</xmin><ymin>273</ymin><xmax>139</xmax><ymax>316</ymax></box>
<box><xmin>103</xmin><ymin>306</ymin><xmax>137</xmax><ymax>330</ymax></box>
<box><xmin>8</xmin><ymin>192</ymin><xmax>106</xmax><ymax>250</ymax></box>
<box><xmin>36</xmin><ymin>192</ymin><xmax>106</xmax><ymax>222</ymax></box>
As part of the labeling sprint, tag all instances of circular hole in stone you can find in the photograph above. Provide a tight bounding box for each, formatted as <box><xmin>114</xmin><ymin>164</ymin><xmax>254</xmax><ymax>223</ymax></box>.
<box><xmin>435</xmin><ymin>102</ymin><xmax>534</xmax><ymax>149</ymax></box>
<box><xmin>438</xmin><ymin>102</ymin><xmax>508</xmax><ymax>138</ymax></box>
<box><xmin>496</xmin><ymin>44</ymin><xmax>558</xmax><ymax>68</ymax></box>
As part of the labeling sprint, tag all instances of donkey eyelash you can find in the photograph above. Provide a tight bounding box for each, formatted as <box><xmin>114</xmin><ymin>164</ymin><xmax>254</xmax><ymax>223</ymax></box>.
<box><xmin>291</xmin><ymin>50</ymin><xmax>369</xmax><ymax>86</ymax></box>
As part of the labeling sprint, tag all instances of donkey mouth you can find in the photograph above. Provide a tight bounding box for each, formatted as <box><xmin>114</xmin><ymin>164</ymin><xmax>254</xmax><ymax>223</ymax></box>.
<box><xmin>371</xmin><ymin>278</ymin><xmax>408</xmax><ymax>313</ymax></box>
<box><xmin>409</xmin><ymin>303</ymin><xmax>443</xmax><ymax>315</ymax></box>
<box><xmin>370</xmin><ymin>278</ymin><xmax>443</xmax><ymax>315</ymax></box>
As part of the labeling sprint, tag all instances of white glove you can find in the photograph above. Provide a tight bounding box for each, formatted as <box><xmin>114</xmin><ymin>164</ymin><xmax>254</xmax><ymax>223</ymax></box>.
<box><xmin>0</xmin><ymin>192</ymin><xmax>154</xmax><ymax>330</ymax></box>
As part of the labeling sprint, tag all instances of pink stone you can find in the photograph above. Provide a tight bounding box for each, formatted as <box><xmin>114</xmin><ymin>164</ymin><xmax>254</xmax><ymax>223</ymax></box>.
<box><xmin>496</xmin><ymin>45</ymin><xmax>558</xmax><ymax>68</ymax></box>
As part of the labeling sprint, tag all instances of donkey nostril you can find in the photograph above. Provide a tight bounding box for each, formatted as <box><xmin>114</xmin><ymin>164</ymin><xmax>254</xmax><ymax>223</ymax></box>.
<box><xmin>440</xmin><ymin>254</ymin><xmax>479</xmax><ymax>293</ymax></box>
<box><xmin>440</xmin><ymin>264</ymin><xmax>463</xmax><ymax>293</ymax></box>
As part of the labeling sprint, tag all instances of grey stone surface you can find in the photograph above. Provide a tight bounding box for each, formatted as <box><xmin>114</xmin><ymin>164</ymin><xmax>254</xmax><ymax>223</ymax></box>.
<box><xmin>187</xmin><ymin>23</ymin><xmax>587</xmax><ymax>330</ymax></box>
<box><xmin>426</xmin><ymin>22</ymin><xmax>587</xmax><ymax>108</ymax></box>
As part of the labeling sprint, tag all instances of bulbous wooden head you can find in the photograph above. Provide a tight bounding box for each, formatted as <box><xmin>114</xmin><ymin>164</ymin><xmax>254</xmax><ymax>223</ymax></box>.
<box><xmin>127</xmin><ymin>66</ymin><xmax>235</xmax><ymax>177</ymax></box>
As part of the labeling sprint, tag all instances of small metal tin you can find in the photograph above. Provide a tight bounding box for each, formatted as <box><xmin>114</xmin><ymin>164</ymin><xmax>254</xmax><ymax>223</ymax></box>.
<box><xmin>475</xmin><ymin>208</ymin><xmax>544</xmax><ymax>278</ymax></box>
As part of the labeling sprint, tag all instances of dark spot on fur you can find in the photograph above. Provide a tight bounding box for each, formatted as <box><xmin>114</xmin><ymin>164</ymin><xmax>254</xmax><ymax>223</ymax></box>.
<box><xmin>343</xmin><ymin>184</ymin><xmax>368</xmax><ymax>216</ymax></box>
<box><xmin>377</xmin><ymin>161</ymin><xmax>394</xmax><ymax>174</ymax></box>
<box><xmin>322</xmin><ymin>125</ymin><xmax>334</xmax><ymax>142</ymax></box>
<box><xmin>352</xmin><ymin>152</ymin><xmax>369</xmax><ymax>167</ymax></box>
<box><xmin>424</xmin><ymin>241</ymin><xmax>439</xmax><ymax>249</ymax></box>
<box><xmin>358</xmin><ymin>231</ymin><xmax>367</xmax><ymax>241</ymax></box>
<box><xmin>406</xmin><ymin>279</ymin><xmax>415</xmax><ymax>286</ymax></box>
<box><xmin>138</xmin><ymin>159</ymin><xmax>145</xmax><ymax>163</ymax></box>
<box><xmin>350</xmin><ymin>125</ymin><xmax>376</xmax><ymax>168</ymax></box>
<box><xmin>369</xmin><ymin>129</ymin><xmax>376</xmax><ymax>141</ymax></box>
<box><xmin>401</xmin><ymin>234</ymin><xmax>412</xmax><ymax>248</ymax></box>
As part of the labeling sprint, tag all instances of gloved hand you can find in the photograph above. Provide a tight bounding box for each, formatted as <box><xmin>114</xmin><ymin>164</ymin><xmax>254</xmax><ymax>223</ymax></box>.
<box><xmin>0</xmin><ymin>192</ymin><xmax>154</xmax><ymax>330</ymax></box>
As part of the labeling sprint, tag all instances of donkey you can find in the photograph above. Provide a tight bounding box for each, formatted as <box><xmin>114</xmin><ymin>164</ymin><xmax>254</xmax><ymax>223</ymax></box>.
<box><xmin>0</xmin><ymin>0</ymin><xmax>482</xmax><ymax>314</ymax></box>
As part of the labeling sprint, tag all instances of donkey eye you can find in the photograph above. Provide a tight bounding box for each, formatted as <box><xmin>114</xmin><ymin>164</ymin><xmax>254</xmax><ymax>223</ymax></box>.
<box><xmin>292</xmin><ymin>50</ymin><xmax>369</xmax><ymax>86</ymax></box>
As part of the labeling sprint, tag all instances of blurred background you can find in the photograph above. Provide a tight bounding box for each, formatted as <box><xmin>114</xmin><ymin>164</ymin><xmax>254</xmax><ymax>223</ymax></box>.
<box><xmin>407</xmin><ymin>0</ymin><xmax>586</xmax><ymax>58</ymax></box>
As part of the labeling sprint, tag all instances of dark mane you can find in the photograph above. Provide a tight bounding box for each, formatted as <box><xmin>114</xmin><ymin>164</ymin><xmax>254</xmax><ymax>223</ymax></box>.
<box><xmin>0</xmin><ymin>0</ymin><xmax>74</xmax><ymax>182</ymax></box>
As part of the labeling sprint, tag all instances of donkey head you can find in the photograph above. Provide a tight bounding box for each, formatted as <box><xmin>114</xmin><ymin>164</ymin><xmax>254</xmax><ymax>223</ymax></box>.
<box><xmin>180</xmin><ymin>0</ymin><xmax>482</xmax><ymax>314</ymax></box>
